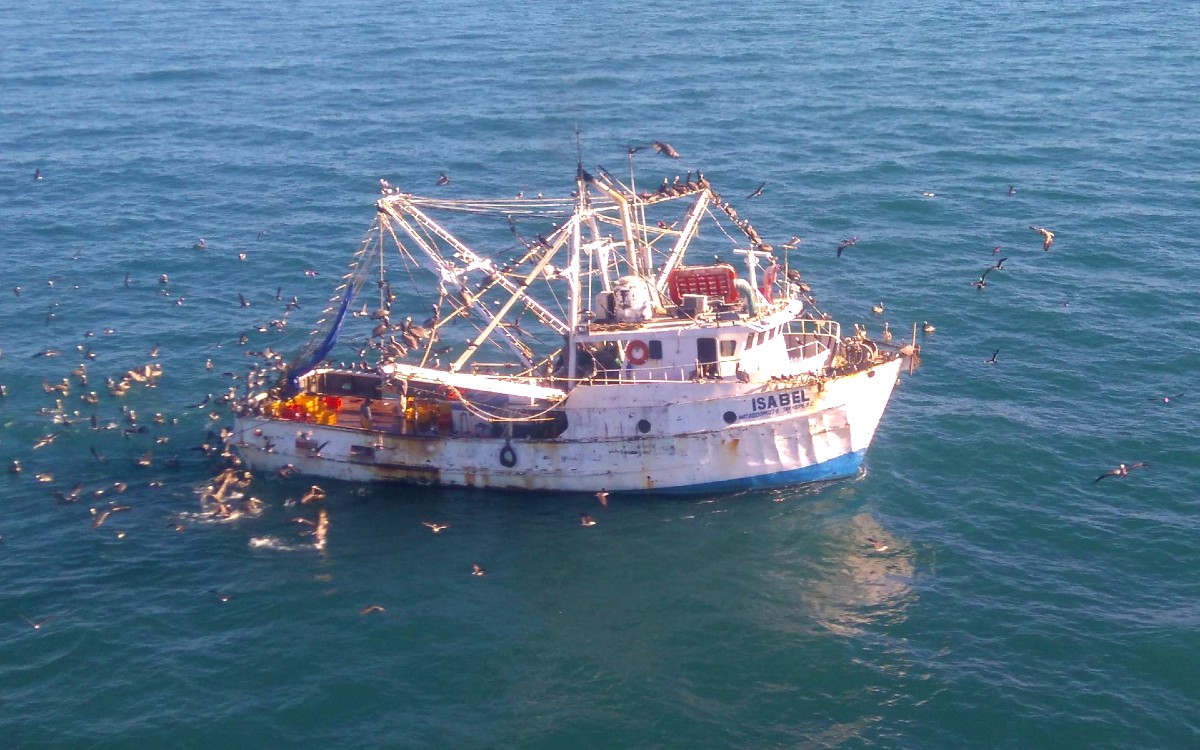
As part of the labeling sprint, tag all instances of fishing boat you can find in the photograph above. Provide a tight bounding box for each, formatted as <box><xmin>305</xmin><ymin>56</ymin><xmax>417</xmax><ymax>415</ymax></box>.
<box><xmin>230</xmin><ymin>159</ymin><xmax>917</xmax><ymax>494</ymax></box>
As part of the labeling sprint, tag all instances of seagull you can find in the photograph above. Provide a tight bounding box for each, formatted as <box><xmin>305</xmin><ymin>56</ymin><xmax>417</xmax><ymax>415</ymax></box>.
<box><xmin>1008</xmin><ymin>185</ymin><xmax>1016</xmax><ymax>195</ymax></box>
<box><xmin>992</xmin><ymin>245</ymin><xmax>1002</xmax><ymax>255</ymax></box>
<box><xmin>34</xmin><ymin>168</ymin><xmax>43</xmax><ymax>181</ymax></box>
<box><xmin>1093</xmin><ymin>462</ymin><xmax>1148</xmax><ymax>483</ymax></box>
<box><xmin>299</xmin><ymin>485</ymin><xmax>327</xmax><ymax>504</ymax></box>
<box><xmin>993</xmin><ymin>257</ymin><xmax>1009</xmax><ymax>270</ymax></box>
<box><xmin>422</xmin><ymin>522</ymin><xmax>450</xmax><ymax>534</ymax></box>
<box><xmin>436</xmin><ymin>172</ymin><xmax>450</xmax><ymax>186</ymax></box>
<box><xmin>54</xmin><ymin>482</ymin><xmax>86</xmax><ymax>505</ymax></box>
<box><xmin>471</xmin><ymin>563</ymin><xmax>486</xmax><ymax>576</ymax></box>
<box><xmin>210</xmin><ymin>590</ymin><xmax>232</xmax><ymax>602</ymax></box>
<box><xmin>922</xmin><ymin>321</ymin><xmax>936</xmax><ymax>333</ymax></box>
<box><xmin>781</xmin><ymin>236</ymin><xmax>802</xmax><ymax>250</ymax></box>
<box><xmin>91</xmin><ymin>504</ymin><xmax>132</xmax><ymax>528</ymax></box>
<box><xmin>359</xmin><ymin>605</ymin><xmax>386</xmax><ymax>616</ymax></box>
<box><xmin>746</xmin><ymin>182</ymin><xmax>765</xmax><ymax>199</ymax></box>
<box><xmin>595</xmin><ymin>489</ymin><xmax>609</xmax><ymax>507</ymax></box>
<box><xmin>984</xmin><ymin>349</ymin><xmax>999</xmax><ymax>365</ymax></box>
<box><xmin>882</xmin><ymin>322</ymin><xmax>892</xmax><ymax>343</ymax></box>
<box><xmin>1030</xmin><ymin>225</ymin><xmax>1055</xmax><ymax>250</ymax></box>
<box><xmin>651</xmin><ymin>140</ymin><xmax>680</xmax><ymax>158</ymax></box>
<box><xmin>580</xmin><ymin>513</ymin><xmax>597</xmax><ymax>527</ymax></box>
<box><xmin>1147</xmin><ymin>393</ymin><xmax>1183</xmax><ymax>404</ymax></box>
<box><xmin>238</xmin><ymin>293</ymin><xmax>250</xmax><ymax>308</ymax></box>
<box><xmin>872</xmin><ymin>301</ymin><xmax>884</xmax><ymax>315</ymax></box>
<box><xmin>836</xmin><ymin>236</ymin><xmax>858</xmax><ymax>258</ymax></box>
<box><xmin>19</xmin><ymin>614</ymin><xmax>53</xmax><ymax>630</ymax></box>
<box><xmin>33</xmin><ymin>432</ymin><xmax>62</xmax><ymax>450</ymax></box>
<box><xmin>866</xmin><ymin>538</ymin><xmax>889</xmax><ymax>552</ymax></box>
<box><xmin>194</xmin><ymin>238</ymin><xmax>207</xmax><ymax>250</ymax></box>
<box><xmin>971</xmin><ymin>267</ymin><xmax>994</xmax><ymax>289</ymax></box>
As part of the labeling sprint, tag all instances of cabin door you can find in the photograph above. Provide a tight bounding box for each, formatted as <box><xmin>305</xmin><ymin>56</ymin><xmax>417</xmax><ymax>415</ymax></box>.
<box><xmin>697</xmin><ymin>337</ymin><xmax>719</xmax><ymax>378</ymax></box>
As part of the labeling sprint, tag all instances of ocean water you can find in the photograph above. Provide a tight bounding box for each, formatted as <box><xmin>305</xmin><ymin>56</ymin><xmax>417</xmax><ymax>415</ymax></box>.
<box><xmin>2</xmin><ymin>1</ymin><xmax>1199</xmax><ymax>747</ymax></box>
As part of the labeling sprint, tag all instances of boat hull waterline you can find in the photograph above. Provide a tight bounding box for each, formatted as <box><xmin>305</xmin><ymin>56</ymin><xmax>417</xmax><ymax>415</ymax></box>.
<box><xmin>234</xmin><ymin>358</ymin><xmax>902</xmax><ymax>493</ymax></box>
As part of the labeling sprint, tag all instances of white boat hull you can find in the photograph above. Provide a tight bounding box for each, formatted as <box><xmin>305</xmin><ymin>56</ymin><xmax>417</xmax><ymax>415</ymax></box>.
<box><xmin>232</xmin><ymin>358</ymin><xmax>902</xmax><ymax>494</ymax></box>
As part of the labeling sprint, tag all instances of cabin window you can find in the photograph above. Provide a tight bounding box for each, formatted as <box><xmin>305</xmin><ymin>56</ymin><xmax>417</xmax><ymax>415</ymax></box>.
<box><xmin>756</xmin><ymin>331</ymin><xmax>766</xmax><ymax>346</ymax></box>
<box><xmin>744</xmin><ymin>333</ymin><xmax>755</xmax><ymax>349</ymax></box>
<box><xmin>648</xmin><ymin>340</ymin><xmax>663</xmax><ymax>360</ymax></box>
<box><xmin>719</xmin><ymin>340</ymin><xmax>737</xmax><ymax>358</ymax></box>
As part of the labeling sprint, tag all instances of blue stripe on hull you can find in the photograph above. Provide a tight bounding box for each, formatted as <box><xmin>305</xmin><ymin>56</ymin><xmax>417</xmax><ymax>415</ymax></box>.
<box><xmin>643</xmin><ymin>449</ymin><xmax>867</xmax><ymax>495</ymax></box>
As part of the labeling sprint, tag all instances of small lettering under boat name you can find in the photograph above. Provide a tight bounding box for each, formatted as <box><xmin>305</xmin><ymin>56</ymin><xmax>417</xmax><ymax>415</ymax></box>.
<box><xmin>741</xmin><ymin>389</ymin><xmax>810</xmax><ymax>419</ymax></box>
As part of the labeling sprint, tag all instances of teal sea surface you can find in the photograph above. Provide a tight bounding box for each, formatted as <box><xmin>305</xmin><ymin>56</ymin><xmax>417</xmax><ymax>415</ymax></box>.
<box><xmin>2</xmin><ymin>1</ymin><xmax>1198</xmax><ymax>747</ymax></box>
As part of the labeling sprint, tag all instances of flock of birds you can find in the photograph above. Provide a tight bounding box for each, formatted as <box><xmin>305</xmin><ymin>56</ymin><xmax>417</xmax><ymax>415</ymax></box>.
<box><xmin>853</xmin><ymin>185</ymin><xmax>1177</xmax><ymax>487</ymax></box>
<box><xmin>3</xmin><ymin>173</ymin><xmax>634</xmax><ymax>628</ymax></box>
<box><xmin>8</xmin><ymin>160</ymin><xmax>1171</xmax><ymax>631</ymax></box>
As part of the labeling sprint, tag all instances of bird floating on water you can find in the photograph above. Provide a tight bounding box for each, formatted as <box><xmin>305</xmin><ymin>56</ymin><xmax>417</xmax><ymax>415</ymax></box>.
<box><xmin>436</xmin><ymin>172</ymin><xmax>450</xmax><ymax>186</ymax></box>
<box><xmin>922</xmin><ymin>321</ymin><xmax>936</xmax><ymax>333</ymax></box>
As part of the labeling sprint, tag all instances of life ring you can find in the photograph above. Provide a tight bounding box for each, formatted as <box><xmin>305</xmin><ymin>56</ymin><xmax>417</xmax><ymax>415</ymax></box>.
<box><xmin>625</xmin><ymin>339</ymin><xmax>650</xmax><ymax>365</ymax></box>
<box><xmin>499</xmin><ymin>441</ymin><xmax>518</xmax><ymax>468</ymax></box>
